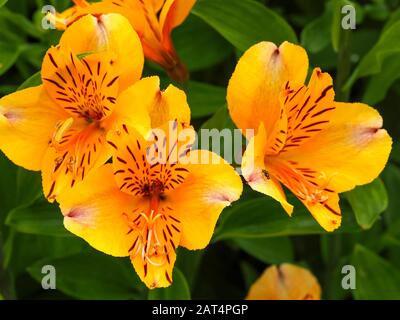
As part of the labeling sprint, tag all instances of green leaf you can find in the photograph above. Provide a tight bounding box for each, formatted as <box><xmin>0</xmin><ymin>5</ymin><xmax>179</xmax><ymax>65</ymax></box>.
<box><xmin>362</xmin><ymin>53</ymin><xmax>400</xmax><ymax>104</ymax></box>
<box><xmin>176</xmin><ymin>248</ymin><xmax>204</xmax><ymax>288</ymax></box>
<box><xmin>201</xmin><ymin>105</ymin><xmax>235</xmax><ymax>130</ymax></box>
<box><xmin>383</xmin><ymin>7</ymin><xmax>400</xmax><ymax>32</ymax></box>
<box><xmin>3</xmin><ymin>231</ymin><xmax>86</xmax><ymax>273</ymax></box>
<box><xmin>351</xmin><ymin>245</ymin><xmax>400</xmax><ymax>300</ymax></box>
<box><xmin>308</xmin><ymin>44</ymin><xmax>337</xmax><ymax>70</ymax></box>
<box><xmin>192</xmin><ymin>0</ymin><xmax>297</xmax><ymax>52</ymax></box>
<box><xmin>18</xmin><ymin>43</ymin><xmax>46</xmax><ymax>69</ymax></box>
<box><xmin>148</xmin><ymin>268</ymin><xmax>190</xmax><ymax>300</ymax></box>
<box><xmin>0</xmin><ymin>0</ymin><xmax>8</xmax><ymax>9</ymax></box>
<box><xmin>390</xmin><ymin>143</ymin><xmax>400</xmax><ymax>165</ymax></box>
<box><xmin>213</xmin><ymin>196</ymin><xmax>361</xmax><ymax>241</ymax></box>
<box><xmin>301</xmin><ymin>5</ymin><xmax>332</xmax><ymax>53</ymax></box>
<box><xmin>0</xmin><ymin>43</ymin><xmax>21</xmax><ymax>76</ymax></box>
<box><xmin>6</xmin><ymin>201</ymin><xmax>70</xmax><ymax>237</ymax></box>
<box><xmin>381</xmin><ymin>164</ymin><xmax>400</xmax><ymax>224</ymax></box>
<box><xmin>16</xmin><ymin>168</ymin><xmax>42</xmax><ymax>206</ymax></box>
<box><xmin>187</xmin><ymin>81</ymin><xmax>226</xmax><ymax>118</ymax></box>
<box><xmin>174</xmin><ymin>14</ymin><xmax>233</xmax><ymax>71</ymax></box>
<box><xmin>345</xmin><ymin>20</ymin><xmax>400</xmax><ymax>90</ymax></box>
<box><xmin>17</xmin><ymin>71</ymin><xmax>41</xmax><ymax>90</ymax></box>
<box><xmin>0</xmin><ymin>8</ymin><xmax>43</xmax><ymax>41</ymax></box>
<box><xmin>0</xmin><ymin>152</ymin><xmax>18</xmax><ymax>225</ymax></box>
<box><xmin>234</xmin><ymin>237</ymin><xmax>294</xmax><ymax>264</ymax></box>
<box><xmin>330</xmin><ymin>0</ymin><xmax>345</xmax><ymax>52</ymax></box>
<box><xmin>49</xmin><ymin>0</ymin><xmax>72</xmax><ymax>12</ymax></box>
<box><xmin>0</xmin><ymin>84</ymin><xmax>17</xmax><ymax>95</ymax></box>
<box><xmin>27</xmin><ymin>251</ymin><xmax>145</xmax><ymax>299</ymax></box>
<box><xmin>364</xmin><ymin>1</ymin><xmax>390</xmax><ymax>21</ymax></box>
<box><xmin>345</xmin><ymin>178</ymin><xmax>388</xmax><ymax>229</ymax></box>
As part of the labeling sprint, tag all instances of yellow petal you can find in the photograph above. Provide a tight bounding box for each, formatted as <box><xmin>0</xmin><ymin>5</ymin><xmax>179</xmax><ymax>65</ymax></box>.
<box><xmin>58</xmin><ymin>164</ymin><xmax>141</xmax><ymax>257</ymax></box>
<box><xmin>107</xmin><ymin>76</ymin><xmax>190</xmax><ymax>130</ymax></box>
<box><xmin>246</xmin><ymin>263</ymin><xmax>321</xmax><ymax>300</ymax></box>
<box><xmin>302</xmin><ymin>192</ymin><xmax>342</xmax><ymax>232</ymax></box>
<box><xmin>102</xmin><ymin>78</ymin><xmax>153</xmax><ymax>138</ymax></box>
<box><xmin>227</xmin><ymin>41</ymin><xmax>308</xmax><ymax>135</ymax></box>
<box><xmin>0</xmin><ymin>86</ymin><xmax>67</xmax><ymax>170</ymax></box>
<box><xmin>146</xmin><ymin>77</ymin><xmax>191</xmax><ymax>128</ymax></box>
<box><xmin>168</xmin><ymin>150</ymin><xmax>243</xmax><ymax>250</ymax></box>
<box><xmin>278</xmin><ymin>102</ymin><xmax>392</xmax><ymax>193</ymax></box>
<box><xmin>242</xmin><ymin>123</ymin><xmax>293</xmax><ymax>214</ymax></box>
<box><xmin>59</xmin><ymin>13</ymin><xmax>144</xmax><ymax>90</ymax></box>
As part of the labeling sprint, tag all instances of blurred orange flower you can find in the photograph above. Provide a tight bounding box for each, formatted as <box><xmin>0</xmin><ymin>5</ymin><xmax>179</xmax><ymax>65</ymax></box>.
<box><xmin>246</xmin><ymin>264</ymin><xmax>321</xmax><ymax>300</ymax></box>
<box><xmin>54</xmin><ymin>0</ymin><xmax>196</xmax><ymax>82</ymax></box>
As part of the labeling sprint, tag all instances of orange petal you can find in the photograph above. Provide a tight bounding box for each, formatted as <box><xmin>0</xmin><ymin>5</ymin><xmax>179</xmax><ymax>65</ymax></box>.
<box><xmin>242</xmin><ymin>123</ymin><xmax>293</xmax><ymax>215</ymax></box>
<box><xmin>59</xmin><ymin>13</ymin><xmax>144</xmax><ymax>90</ymax></box>
<box><xmin>130</xmin><ymin>211</ymin><xmax>181</xmax><ymax>289</ymax></box>
<box><xmin>93</xmin><ymin>1</ymin><xmax>147</xmax><ymax>32</ymax></box>
<box><xmin>278</xmin><ymin>102</ymin><xmax>392</xmax><ymax>194</ymax></box>
<box><xmin>302</xmin><ymin>191</ymin><xmax>342</xmax><ymax>232</ymax></box>
<box><xmin>57</xmin><ymin>164</ymin><xmax>142</xmax><ymax>257</ymax></box>
<box><xmin>107</xmin><ymin>123</ymin><xmax>191</xmax><ymax>288</ymax></box>
<box><xmin>41</xmin><ymin>121</ymin><xmax>112</xmax><ymax>201</ymax></box>
<box><xmin>107</xmin><ymin>121</ymin><xmax>194</xmax><ymax>196</ymax></box>
<box><xmin>246</xmin><ymin>263</ymin><xmax>321</xmax><ymax>300</ymax></box>
<box><xmin>0</xmin><ymin>86</ymin><xmax>67</xmax><ymax>171</ymax></box>
<box><xmin>280</xmin><ymin>68</ymin><xmax>335</xmax><ymax>152</ymax></box>
<box><xmin>160</xmin><ymin>0</ymin><xmax>197</xmax><ymax>36</ymax></box>
<box><xmin>168</xmin><ymin>150</ymin><xmax>243</xmax><ymax>250</ymax></box>
<box><xmin>267</xmin><ymin>155</ymin><xmax>342</xmax><ymax>231</ymax></box>
<box><xmin>42</xmin><ymin>47</ymin><xmax>120</xmax><ymax>120</ymax></box>
<box><xmin>227</xmin><ymin>41</ymin><xmax>308</xmax><ymax>134</ymax></box>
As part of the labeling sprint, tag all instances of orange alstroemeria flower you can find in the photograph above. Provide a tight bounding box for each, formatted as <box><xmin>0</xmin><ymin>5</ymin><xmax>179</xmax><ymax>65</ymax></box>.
<box><xmin>246</xmin><ymin>264</ymin><xmax>321</xmax><ymax>300</ymax></box>
<box><xmin>0</xmin><ymin>14</ymin><xmax>147</xmax><ymax>201</ymax></box>
<box><xmin>57</xmin><ymin>86</ymin><xmax>243</xmax><ymax>288</ymax></box>
<box><xmin>227</xmin><ymin>41</ymin><xmax>392</xmax><ymax>231</ymax></box>
<box><xmin>54</xmin><ymin>0</ymin><xmax>196</xmax><ymax>81</ymax></box>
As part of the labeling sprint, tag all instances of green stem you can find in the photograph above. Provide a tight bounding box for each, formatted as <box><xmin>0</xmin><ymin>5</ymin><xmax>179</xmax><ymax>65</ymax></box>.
<box><xmin>322</xmin><ymin>234</ymin><xmax>342</xmax><ymax>300</ymax></box>
<box><xmin>335</xmin><ymin>28</ymin><xmax>352</xmax><ymax>101</ymax></box>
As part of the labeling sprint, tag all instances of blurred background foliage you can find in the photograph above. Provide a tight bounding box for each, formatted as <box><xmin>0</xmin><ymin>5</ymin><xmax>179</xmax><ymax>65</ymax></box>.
<box><xmin>0</xmin><ymin>0</ymin><xmax>400</xmax><ymax>300</ymax></box>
